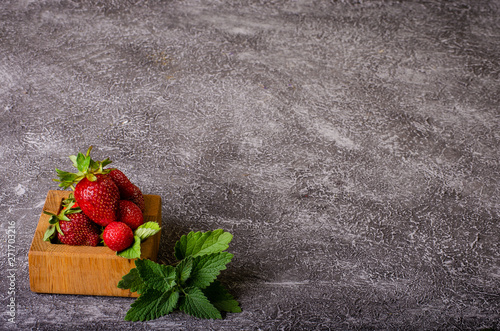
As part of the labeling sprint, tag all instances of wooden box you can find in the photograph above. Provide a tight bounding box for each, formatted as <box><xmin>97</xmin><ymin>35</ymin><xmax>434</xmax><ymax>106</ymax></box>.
<box><xmin>29</xmin><ymin>190</ymin><xmax>161</xmax><ymax>297</ymax></box>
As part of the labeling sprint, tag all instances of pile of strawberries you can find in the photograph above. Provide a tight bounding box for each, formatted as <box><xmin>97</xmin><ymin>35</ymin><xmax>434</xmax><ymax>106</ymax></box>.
<box><xmin>44</xmin><ymin>147</ymin><xmax>146</xmax><ymax>252</ymax></box>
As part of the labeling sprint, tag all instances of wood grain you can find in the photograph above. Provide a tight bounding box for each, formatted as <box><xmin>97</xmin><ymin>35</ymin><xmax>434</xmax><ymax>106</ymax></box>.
<box><xmin>28</xmin><ymin>190</ymin><xmax>161</xmax><ymax>297</ymax></box>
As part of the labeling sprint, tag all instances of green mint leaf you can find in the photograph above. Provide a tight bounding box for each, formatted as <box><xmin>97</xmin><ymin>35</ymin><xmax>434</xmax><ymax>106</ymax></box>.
<box><xmin>134</xmin><ymin>222</ymin><xmax>160</xmax><ymax>241</ymax></box>
<box><xmin>188</xmin><ymin>252</ymin><xmax>233</xmax><ymax>289</ymax></box>
<box><xmin>203</xmin><ymin>280</ymin><xmax>241</xmax><ymax>313</ymax></box>
<box><xmin>174</xmin><ymin>231</ymin><xmax>201</xmax><ymax>259</ymax></box>
<box><xmin>125</xmin><ymin>288</ymin><xmax>180</xmax><ymax>322</ymax></box>
<box><xmin>117</xmin><ymin>268</ymin><xmax>146</xmax><ymax>295</ymax></box>
<box><xmin>175</xmin><ymin>257</ymin><xmax>193</xmax><ymax>285</ymax></box>
<box><xmin>179</xmin><ymin>287</ymin><xmax>222</xmax><ymax>320</ymax></box>
<box><xmin>174</xmin><ymin>229</ymin><xmax>233</xmax><ymax>260</ymax></box>
<box><xmin>135</xmin><ymin>259</ymin><xmax>176</xmax><ymax>292</ymax></box>
<box><xmin>117</xmin><ymin>236</ymin><xmax>142</xmax><ymax>259</ymax></box>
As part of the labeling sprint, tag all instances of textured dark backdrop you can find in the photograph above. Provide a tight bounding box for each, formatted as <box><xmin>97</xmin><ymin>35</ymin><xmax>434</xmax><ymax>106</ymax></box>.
<box><xmin>1</xmin><ymin>0</ymin><xmax>499</xmax><ymax>330</ymax></box>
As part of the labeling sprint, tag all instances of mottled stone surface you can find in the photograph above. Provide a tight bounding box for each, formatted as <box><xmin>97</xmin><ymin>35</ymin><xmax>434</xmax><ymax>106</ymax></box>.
<box><xmin>1</xmin><ymin>0</ymin><xmax>499</xmax><ymax>330</ymax></box>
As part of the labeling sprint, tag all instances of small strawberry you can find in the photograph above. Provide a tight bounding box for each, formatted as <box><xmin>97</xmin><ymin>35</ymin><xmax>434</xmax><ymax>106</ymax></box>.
<box><xmin>55</xmin><ymin>146</ymin><xmax>120</xmax><ymax>227</ymax></box>
<box><xmin>102</xmin><ymin>221</ymin><xmax>134</xmax><ymax>251</ymax></box>
<box><xmin>118</xmin><ymin>200</ymin><xmax>144</xmax><ymax>230</ymax></box>
<box><xmin>108</xmin><ymin>169</ymin><xmax>145</xmax><ymax>212</ymax></box>
<box><xmin>43</xmin><ymin>196</ymin><xmax>101</xmax><ymax>246</ymax></box>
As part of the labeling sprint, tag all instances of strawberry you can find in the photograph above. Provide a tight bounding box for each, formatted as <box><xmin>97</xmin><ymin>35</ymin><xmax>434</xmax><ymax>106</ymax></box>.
<box><xmin>73</xmin><ymin>174</ymin><xmax>120</xmax><ymax>226</ymax></box>
<box><xmin>108</xmin><ymin>169</ymin><xmax>145</xmax><ymax>212</ymax></box>
<box><xmin>55</xmin><ymin>147</ymin><xmax>120</xmax><ymax>227</ymax></box>
<box><xmin>118</xmin><ymin>200</ymin><xmax>144</xmax><ymax>230</ymax></box>
<box><xmin>58</xmin><ymin>213</ymin><xmax>101</xmax><ymax>246</ymax></box>
<box><xmin>102</xmin><ymin>221</ymin><xmax>134</xmax><ymax>251</ymax></box>
<box><xmin>108</xmin><ymin>169</ymin><xmax>132</xmax><ymax>195</ymax></box>
<box><xmin>43</xmin><ymin>196</ymin><xmax>101</xmax><ymax>246</ymax></box>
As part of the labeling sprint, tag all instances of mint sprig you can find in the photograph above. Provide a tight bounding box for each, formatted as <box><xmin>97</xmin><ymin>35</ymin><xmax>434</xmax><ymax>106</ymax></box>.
<box><xmin>118</xmin><ymin>229</ymin><xmax>241</xmax><ymax>321</ymax></box>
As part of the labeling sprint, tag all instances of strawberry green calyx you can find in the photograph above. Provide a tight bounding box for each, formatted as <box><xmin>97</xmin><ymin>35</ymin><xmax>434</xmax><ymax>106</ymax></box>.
<box><xmin>54</xmin><ymin>146</ymin><xmax>113</xmax><ymax>189</ymax></box>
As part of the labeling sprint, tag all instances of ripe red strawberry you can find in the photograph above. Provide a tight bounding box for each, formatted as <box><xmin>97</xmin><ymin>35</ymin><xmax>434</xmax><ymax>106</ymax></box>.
<box><xmin>118</xmin><ymin>200</ymin><xmax>144</xmax><ymax>230</ymax></box>
<box><xmin>73</xmin><ymin>174</ymin><xmax>120</xmax><ymax>227</ymax></box>
<box><xmin>108</xmin><ymin>169</ymin><xmax>132</xmax><ymax>195</ymax></box>
<box><xmin>108</xmin><ymin>169</ymin><xmax>145</xmax><ymax>212</ymax></box>
<box><xmin>102</xmin><ymin>221</ymin><xmax>134</xmax><ymax>251</ymax></box>
<box><xmin>43</xmin><ymin>196</ymin><xmax>101</xmax><ymax>246</ymax></box>
<box><xmin>55</xmin><ymin>147</ymin><xmax>120</xmax><ymax>227</ymax></box>
<box><xmin>58</xmin><ymin>213</ymin><xmax>101</xmax><ymax>246</ymax></box>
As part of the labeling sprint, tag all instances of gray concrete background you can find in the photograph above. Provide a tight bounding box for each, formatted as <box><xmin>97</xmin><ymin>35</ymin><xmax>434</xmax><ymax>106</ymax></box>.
<box><xmin>1</xmin><ymin>0</ymin><xmax>499</xmax><ymax>330</ymax></box>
